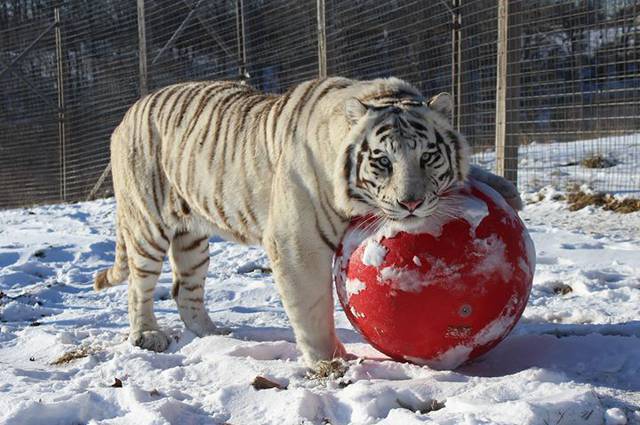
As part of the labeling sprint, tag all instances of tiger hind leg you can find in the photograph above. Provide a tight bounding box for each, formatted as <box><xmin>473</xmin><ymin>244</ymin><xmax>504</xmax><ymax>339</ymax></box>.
<box><xmin>169</xmin><ymin>231</ymin><xmax>229</xmax><ymax>337</ymax></box>
<box><xmin>126</xmin><ymin>226</ymin><xmax>171</xmax><ymax>352</ymax></box>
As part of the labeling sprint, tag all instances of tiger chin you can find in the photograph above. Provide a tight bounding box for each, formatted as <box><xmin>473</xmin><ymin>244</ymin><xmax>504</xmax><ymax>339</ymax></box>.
<box><xmin>94</xmin><ymin>76</ymin><xmax>522</xmax><ymax>372</ymax></box>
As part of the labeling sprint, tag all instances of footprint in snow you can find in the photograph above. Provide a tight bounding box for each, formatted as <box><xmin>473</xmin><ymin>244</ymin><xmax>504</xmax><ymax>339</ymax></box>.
<box><xmin>581</xmin><ymin>269</ymin><xmax>625</xmax><ymax>284</ymax></box>
<box><xmin>75</xmin><ymin>241</ymin><xmax>115</xmax><ymax>263</ymax></box>
<box><xmin>32</xmin><ymin>245</ymin><xmax>75</xmax><ymax>263</ymax></box>
<box><xmin>0</xmin><ymin>252</ymin><xmax>20</xmax><ymax>268</ymax></box>
<box><xmin>0</xmin><ymin>261</ymin><xmax>55</xmax><ymax>286</ymax></box>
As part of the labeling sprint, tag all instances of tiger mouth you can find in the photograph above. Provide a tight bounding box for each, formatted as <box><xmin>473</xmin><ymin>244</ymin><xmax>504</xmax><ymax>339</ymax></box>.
<box><xmin>388</xmin><ymin>203</ymin><xmax>439</xmax><ymax>222</ymax></box>
<box><xmin>386</xmin><ymin>212</ymin><xmax>432</xmax><ymax>223</ymax></box>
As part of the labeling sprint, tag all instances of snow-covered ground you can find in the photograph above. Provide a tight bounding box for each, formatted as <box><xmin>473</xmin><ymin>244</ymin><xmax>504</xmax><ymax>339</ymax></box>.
<box><xmin>0</xmin><ymin>192</ymin><xmax>639</xmax><ymax>425</ymax></box>
<box><xmin>473</xmin><ymin>133</ymin><xmax>640</xmax><ymax>194</ymax></box>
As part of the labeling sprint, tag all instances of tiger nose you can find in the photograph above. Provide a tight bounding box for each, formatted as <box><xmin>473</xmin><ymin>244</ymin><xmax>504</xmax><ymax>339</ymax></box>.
<box><xmin>398</xmin><ymin>198</ymin><xmax>425</xmax><ymax>212</ymax></box>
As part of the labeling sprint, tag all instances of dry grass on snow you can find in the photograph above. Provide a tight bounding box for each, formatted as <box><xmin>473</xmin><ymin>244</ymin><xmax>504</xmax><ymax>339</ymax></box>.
<box><xmin>567</xmin><ymin>191</ymin><xmax>640</xmax><ymax>213</ymax></box>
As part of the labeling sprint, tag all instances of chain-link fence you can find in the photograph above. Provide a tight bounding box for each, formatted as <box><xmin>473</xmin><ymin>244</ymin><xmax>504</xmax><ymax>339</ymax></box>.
<box><xmin>1</xmin><ymin>0</ymin><xmax>639</xmax><ymax>209</ymax></box>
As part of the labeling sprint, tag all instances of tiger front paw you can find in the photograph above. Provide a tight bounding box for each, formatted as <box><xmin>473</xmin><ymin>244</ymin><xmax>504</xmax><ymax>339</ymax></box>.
<box><xmin>130</xmin><ymin>329</ymin><xmax>170</xmax><ymax>352</ymax></box>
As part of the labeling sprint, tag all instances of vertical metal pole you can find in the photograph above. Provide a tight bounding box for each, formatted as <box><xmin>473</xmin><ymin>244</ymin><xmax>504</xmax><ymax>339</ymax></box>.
<box><xmin>54</xmin><ymin>4</ymin><xmax>66</xmax><ymax>201</ymax></box>
<box><xmin>455</xmin><ymin>0</ymin><xmax>462</xmax><ymax>131</ymax></box>
<box><xmin>495</xmin><ymin>0</ymin><xmax>508</xmax><ymax>177</ymax></box>
<box><xmin>317</xmin><ymin>0</ymin><xmax>327</xmax><ymax>78</ymax></box>
<box><xmin>137</xmin><ymin>0</ymin><xmax>148</xmax><ymax>96</ymax></box>
<box><xmin>456</xmin><ymin>0</ymin><xmax>462</xmax><ymax>131</ymax></box>
<box><xmin>450</xmin><ymin>0</ymin><xmax>456</xmax><ymax>123</ymax></box>
<box><xmin>89</xmin><ymin>0</ymin><xmax>146</xmax><ymax>202</ymax></box>
<box><xmin>236</xmin><ymin>0</ymin><xmax>247</xmax><ymax>81</ymax></box>
<box><xmin>505</xmin><ymin>0</ymin><xmax>520</xmax><ymax>185</ymax></box>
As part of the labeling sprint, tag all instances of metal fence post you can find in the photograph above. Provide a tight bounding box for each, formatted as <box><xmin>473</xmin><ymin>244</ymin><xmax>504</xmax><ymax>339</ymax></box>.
<box><xmin>495</xmin><ymin>0</ymin><xmax>519</xmax><ymax>184</ymax></box>
<box><xmin>54</xmin><ymin>3</ymin><xmax>66</xmax><ymax>202</ymax></box>
<box><xmin>87</xmin><ymin>0</ymin><xmax>148</xmax><ymax>201</ymax></box>
<box><xmin>137</xmin><ymin>0</ymin><xmax>148</xmax><ymax>95</ymax></box>
<box><xmin>505</xmin><ymin>0</ymin><xmax>520</xmax><ymax>185</ymax></box>
<box><xmin>451</xmin><ymin>0</ymin><xmax>462</xmax><ymax>131</ymax></box>
<box><xmin>317</xmin><ymin>0</ymin><xmax>327</xmax><ymax>78</ymax></box>
<box><xmin>236</xmin><ymin>0</ymin><xmax>247</xmax><ymax>81</ymax></box>
<box><xmin>495</xmin><ymin>0</ymin><xmax>508</xmax><ymax>179</ymax></box>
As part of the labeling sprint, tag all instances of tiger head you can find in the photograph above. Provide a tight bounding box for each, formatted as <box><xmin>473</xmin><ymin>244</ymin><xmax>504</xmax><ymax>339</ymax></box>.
<box><xmin>338</xmin><ymin>85</ymin><xmax>470</xmax><ymax>224</ymax></box>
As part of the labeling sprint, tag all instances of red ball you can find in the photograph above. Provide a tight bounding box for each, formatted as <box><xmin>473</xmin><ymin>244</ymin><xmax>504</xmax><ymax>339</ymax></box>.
<box><xmin>333</xmin><ymin>178</ymin><xmax>535</xmax><ymax>369</ymax></box>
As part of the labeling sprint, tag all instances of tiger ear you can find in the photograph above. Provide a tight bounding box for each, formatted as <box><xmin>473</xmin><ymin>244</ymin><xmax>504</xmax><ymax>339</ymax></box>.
<box><xmin>427</xmin><ymin>92</ymin><xmax>453</xmax><ymax>118</ymax></box>
<box><xmin>345</xmin><ymin>98</ymin><xmax>368</xmax><ymax>125</ymax></box>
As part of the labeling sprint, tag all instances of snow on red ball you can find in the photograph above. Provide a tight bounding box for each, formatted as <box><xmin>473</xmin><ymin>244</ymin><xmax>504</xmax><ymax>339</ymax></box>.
<box><xmin>333</xmin><ymin>178</ymin><xmax>535</xmax><ymax>369</ymax></box>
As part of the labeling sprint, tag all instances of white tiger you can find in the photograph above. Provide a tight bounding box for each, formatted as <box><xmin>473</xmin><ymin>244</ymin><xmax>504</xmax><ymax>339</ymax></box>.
<box><xmin>95</xmin><ymin>77</ymin><xmax>522</xmax><ymax>369</ymax></box>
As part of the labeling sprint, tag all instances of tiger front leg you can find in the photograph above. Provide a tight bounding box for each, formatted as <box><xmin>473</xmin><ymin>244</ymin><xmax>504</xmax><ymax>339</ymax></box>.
<box><xmin>265</xmin><ymin>233</ymin><xmax>347</xmax><ymax>368</ymax></box>
<box><xmin>264</xmin><ymin>170</ymin><xmax>349</xmax><ymax>369</ymax></box>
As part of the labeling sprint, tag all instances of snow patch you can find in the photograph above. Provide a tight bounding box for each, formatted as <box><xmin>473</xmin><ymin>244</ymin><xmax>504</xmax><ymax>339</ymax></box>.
<box><xmin>379</xmin><ymin>267</ymin><xmax>428</xmax><ymax>293</ymax></box>
<box><xmin>472</xmin><ymin>234</ymin><xmax>513</xmax><ymax>281</ymax></box>
<box><xmin>605</xmin><ymin>408</ymin><xmax>627</xmax><ymax>425</ymax></box>
<box><xmin>378</xmin><ymin>259</ymin><xmax>462</xmax><ymax>293</ymax></box>
<box><xmin>2</xmin><ymin>391</ymin><xmax>120</xmax><ymax>425</ymax></box>
<box><xmin>0</xmin><ymin>300</ymin><xmax>54</xmax><ymax>322</ymax></box>
<box><xmin>523</xmin><ymin>227</ymin><xmax>537</xmax><ymax>276</ymax></box>
<box><xmin>345</xmin><ymin>278</ymin><xmax>366</xmax><ymax>299</ymax></box>
<box><xmin>422</xmin><ymin>345</ymin><xmax>474</xmax><ymax>370</ymax></box>
<box><xmin>473</xmin><ymin>313</ymin><xmax>516</xmax><ymax>346</ymax></box>
<box><xmin>518</xmin><ymin>258</ymin><xmax>532</xmax><ymax>278</ymax></box>
<box><xmin>361</xmin><ymin>240</ymin><xmax>387</xmax><ymax>268</ymax></box>
<box><xmin>458</xmin><ymin>189</ymin><xmax>491</xmax><ymax>232</ymax></box>
<box><xmin>350</xmin><ymin>305</ymin><xmax>365</xmax><ymax>319</ymax></box>
<box><xmin>1</xmin><ymin>175</ymin><xmax>639</xmax><ymax>425</ymax></box>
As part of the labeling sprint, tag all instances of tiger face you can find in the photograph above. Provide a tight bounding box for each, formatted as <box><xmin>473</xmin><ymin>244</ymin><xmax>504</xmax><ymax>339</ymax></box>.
<box><xmin>342</xmin><ymin>93</ymin><xmax>470</xmax><ymax>223</ymax></box>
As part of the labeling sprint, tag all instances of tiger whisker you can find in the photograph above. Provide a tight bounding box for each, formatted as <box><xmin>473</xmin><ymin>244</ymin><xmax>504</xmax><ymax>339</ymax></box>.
<box><xmin>354</xmin><ymin>211</ymin><xmax>380</xmax><ymax>231</ymax></box>
<box><xmin>362</xmin><ymin>214</ymin><xmax>385</xmax><ymax>235</ymax></box>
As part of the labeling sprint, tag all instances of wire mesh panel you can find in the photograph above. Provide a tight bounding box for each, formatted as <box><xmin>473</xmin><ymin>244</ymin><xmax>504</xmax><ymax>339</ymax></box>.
<box><xmin>60</xmin><ymin>0</ymin><xmax>140</xmax><ymax>201</ymax></box>
<box><xmin>508</xmin><ymin>0</ymin><xmax>640</xmax><ymax>192</ymax></box>
<box><xmin>458</xmin><ymin>0</ymin><xmax>498</xmax><ymax>170</ymax></box>
<box><xmin>325</xmin><ymin>0</ymin><xmax>453</xmax><ymax>99</ymax></box>
<box><xmin>145</xmin><ymin>0</ymin><xmax>239</xmax><ymax>91</ymax></box>
<box><xmin>244</xmin><ymin>0</ymin><xmax>318</xmax><ymax>92</ymax></box>
<box><xmin>1</xmin><ymin>0</ymin><xmax>639</xmax><ymax>210</ymax></box>
<box><xmin>0</xmin><ymin>11</ymin><xmax>60</xmax><ymax>207</ymax></box>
